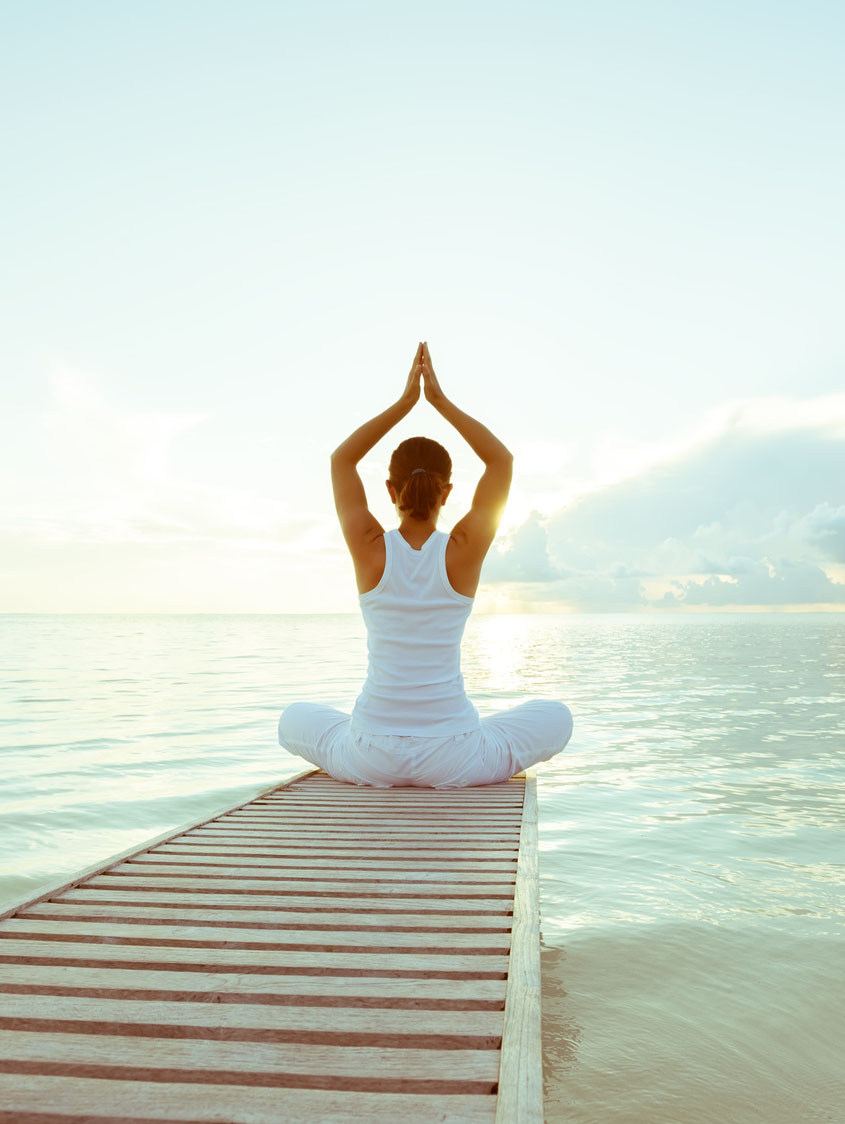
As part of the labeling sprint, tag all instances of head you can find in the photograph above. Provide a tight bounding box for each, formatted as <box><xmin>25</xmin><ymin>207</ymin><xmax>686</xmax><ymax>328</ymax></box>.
<box><xmin>387</xmin><ymin>436</ymin><xmax>453</xmax><ymax>522</ymax></box>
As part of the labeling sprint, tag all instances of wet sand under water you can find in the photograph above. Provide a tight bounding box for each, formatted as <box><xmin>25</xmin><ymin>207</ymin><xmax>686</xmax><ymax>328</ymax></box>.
<box><xmin>540</xmin><ymin>928</ymin><xmax>843</xmax><ymax>1123</ymax></box>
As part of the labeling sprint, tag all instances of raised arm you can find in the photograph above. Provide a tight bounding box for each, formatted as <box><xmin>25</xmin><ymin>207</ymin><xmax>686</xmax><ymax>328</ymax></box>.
<box><xmin>421</xmin><ymin>341</ymin><xmax>513</xmax><ymax>557</ymax></box>
<box><xmin>330</xmin><ymin>343</ymin><xmax>423</xmax><ymax>556</ymax></box>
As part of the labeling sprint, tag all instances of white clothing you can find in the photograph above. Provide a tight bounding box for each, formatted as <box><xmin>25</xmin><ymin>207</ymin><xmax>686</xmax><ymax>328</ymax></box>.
<box><xmin>278</xmin><ymin>699</ymin><xmax>573</xmax><ymax>789</ymax></box>
<box><xmin>277</xmin><ymin>527</ymin><xmax>574</xmax><ymax>787</ymax></box>
<box><xmin>351</xmin><ymin>529</ymin><xmax>480</xmax><ymax>736</ymax></box>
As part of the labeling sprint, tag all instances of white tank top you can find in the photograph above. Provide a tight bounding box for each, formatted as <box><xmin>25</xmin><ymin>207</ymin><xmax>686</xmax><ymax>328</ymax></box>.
<box><xmin>351</xmin><ymin>529</ymin><xmax>481</xmax><ymax>736</ymax></box>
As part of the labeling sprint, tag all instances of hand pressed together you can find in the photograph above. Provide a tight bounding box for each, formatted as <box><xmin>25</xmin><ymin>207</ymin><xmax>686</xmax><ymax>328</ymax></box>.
<box><xmin>402</xmin><ymin>340</ymin><xmax>447</xmax><ymax>411</ymax></box>
<box><xmin>401</xmin><ymin>342</ymin><xmax>424</xmax><ymax>406</ymax></box>
<box><xmin>421</xmin><ymin>341</ymin><xmax>447</xmax><ymax>408</ymax></box>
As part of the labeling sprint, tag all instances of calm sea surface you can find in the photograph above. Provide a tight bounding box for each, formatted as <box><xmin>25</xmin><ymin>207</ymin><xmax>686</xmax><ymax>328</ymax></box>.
<box><xmin>1</xmin><ymin>612</ymin><xmax>843</xmax><ymax>1122</ymax></box>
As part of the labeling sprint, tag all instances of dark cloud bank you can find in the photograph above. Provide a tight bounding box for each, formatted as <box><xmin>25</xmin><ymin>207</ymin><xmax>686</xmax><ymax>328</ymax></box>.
<box><xmin>482</xmin><ymin>421</ymin><xmax>845</xmax><ymax>610</ymax></box>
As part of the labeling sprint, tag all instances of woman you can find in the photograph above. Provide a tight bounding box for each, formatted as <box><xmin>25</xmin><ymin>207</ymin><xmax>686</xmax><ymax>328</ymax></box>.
<box><xmin>278</xmin><ymin>341</ymin><xmax>573</xmax><ymax>787</ymax></box>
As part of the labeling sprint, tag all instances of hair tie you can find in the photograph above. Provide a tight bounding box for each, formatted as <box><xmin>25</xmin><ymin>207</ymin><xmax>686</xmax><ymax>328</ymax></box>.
<box><xmin>411</xmin><ymin>467</ymin><xmax>427</xmax><ymax>475</ymax></box>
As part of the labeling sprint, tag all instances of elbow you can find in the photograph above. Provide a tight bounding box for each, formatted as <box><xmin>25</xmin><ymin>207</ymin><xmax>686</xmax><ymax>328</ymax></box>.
<box><xmin>485</xmin><ymin>449</ymin><xmax>513</xmax><ymax>484</ymax></box>
<box><xmin>330</xmin><ymin>446</ymin><xmax>356</xmax><ymax>471</ymax></box>
<box><xmin>488</xmin><ymin>447</ymin><xmax>513</xmax><ymax>469</ymax></box>
<box><xmin>501</xmin><ymin>449</ymin><xmax>514</xmax><ymax>484</ymax></box>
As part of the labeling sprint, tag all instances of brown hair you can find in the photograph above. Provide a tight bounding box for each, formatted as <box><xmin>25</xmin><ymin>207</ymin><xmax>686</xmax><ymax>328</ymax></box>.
<box><xmin>388</xmin><ymin>436</ymin><xmax>452</xmax><ymax>521</ymax></box>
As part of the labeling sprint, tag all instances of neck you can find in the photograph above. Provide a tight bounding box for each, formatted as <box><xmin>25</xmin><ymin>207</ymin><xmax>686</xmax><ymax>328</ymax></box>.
<box><xmin>397</xmin><ymin>514</ymin><xmax>439</xmax><ymax>548</ymax></box>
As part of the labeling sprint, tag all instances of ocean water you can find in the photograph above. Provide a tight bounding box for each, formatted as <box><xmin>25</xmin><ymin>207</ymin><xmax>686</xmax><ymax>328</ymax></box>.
<box><xmin>1</xmin><ymin>611</ymin><xmax>843</xmax><ymax>1122</ymax></box>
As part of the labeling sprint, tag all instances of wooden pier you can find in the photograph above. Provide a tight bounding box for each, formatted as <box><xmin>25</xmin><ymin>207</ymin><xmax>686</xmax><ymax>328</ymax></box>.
<box><xmin>0</xmin><ymin>768</ymin><xmax>543</xmax><ymax>1123</ymax></box>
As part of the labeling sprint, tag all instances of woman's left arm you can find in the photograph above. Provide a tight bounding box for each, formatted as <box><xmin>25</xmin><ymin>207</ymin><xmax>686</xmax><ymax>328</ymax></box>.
<box><xmin>330</xmin><ymin>343</ymin><xmax>423</xmax><ymax>552</ymax></box>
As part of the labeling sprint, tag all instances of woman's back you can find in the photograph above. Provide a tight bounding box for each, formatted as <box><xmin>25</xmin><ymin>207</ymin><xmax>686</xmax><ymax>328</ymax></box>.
<box><xmin>351</xmin><ymin>529</ymin><xmax>480</xmax><ymax>737</ymax></box>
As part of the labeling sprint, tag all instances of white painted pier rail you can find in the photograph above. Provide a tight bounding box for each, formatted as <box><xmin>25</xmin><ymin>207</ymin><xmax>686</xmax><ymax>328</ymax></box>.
<box><xmin>0</xmin><ymin>767</ymin><xmax>543</xmax><ymax>1123</ymax></box>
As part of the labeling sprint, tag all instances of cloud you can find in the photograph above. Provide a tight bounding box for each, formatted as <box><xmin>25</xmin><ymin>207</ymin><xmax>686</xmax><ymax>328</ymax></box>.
<box><xmin>43</xmin><ymin>366</ymin><xmax>206</xmax><ymax>484</ymax></box>
<box><xmin>483</xmin><ymin>394</ymin><xmax>845</xmax><ymax>609</ymax></box>
<box><xmin>798</xmin><ymin>502</ymin><xmax>845</xmax><ymax>563</ymax></box>
<box><xmin>1</xmin><ymin>366</ymin><xmax>349</xmax><ymax>611</ymax></box>
<box><xmin>7</xmin><ymin>366</ymin><xmax>320</xmax><ymax>549</ymax></box>
<box><xmin>663</xmin><ymin>561</ymin><xmax>845</xmax><ymax>607</ymax></box>
<box><xmin>482</xmin><ymin>511</ymin><xmax>562</xmax><ymax>582</ymax></box>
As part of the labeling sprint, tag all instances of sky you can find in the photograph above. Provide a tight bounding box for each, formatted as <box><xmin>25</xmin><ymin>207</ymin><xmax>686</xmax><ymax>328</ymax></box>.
<box><xmin>2</xmin><ymin>0</ymin><xmax>844</xmax><ymax>612</ymax></box>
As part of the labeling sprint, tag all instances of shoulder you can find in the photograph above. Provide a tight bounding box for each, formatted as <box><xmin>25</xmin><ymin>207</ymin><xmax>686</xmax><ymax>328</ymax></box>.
<box><xmin>444</xmin><ymin>522</ymin><xmax>490</xmax><ymax>598</ymax></box>
<box><xmin>448</xmin><ymin>510</ymin><xmax>496</xmax><ymax>557</ymax></box>
<box><xmin>353</xmin><ymin>530</ymin><xmax>388</xmax><ymax>595</ymax></box>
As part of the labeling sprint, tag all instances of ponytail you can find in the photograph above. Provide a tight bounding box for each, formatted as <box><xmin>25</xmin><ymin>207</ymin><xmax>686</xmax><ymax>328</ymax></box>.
<box><xmin>388</xmin><ymin>437</ymin><xmax>452</xmax><ymax>522</ymax></box>
<box><xmin>397</xmin><ymin>469</ymin><xmax>447</xmax><ymax>521</ymax></box>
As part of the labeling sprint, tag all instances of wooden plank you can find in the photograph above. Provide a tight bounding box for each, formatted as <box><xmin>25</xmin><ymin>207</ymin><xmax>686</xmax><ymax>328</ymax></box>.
<box><xmin>0</xmin><ymin>919</ymin><xmax>511</xmax><ymax>951</ymax></box>
<box><xmin>255</xmin><ymin>786</ymin><xmax>521</xmax><ymax>796</ymax></box>
<box><xmin>80</xmin><ymin>876</ymin><xmax>516</xmax><ymax>898</ymax></box>
<box><xmin>254</xmin><ymin>802</ymin><xmax>517</xmax><ymax>808</ymax></box>
<box><xmin>258</xmin><ymin>787</ymin><xmax>520</xmax><ymax>794</ymax></box>
<box><xmin>257</xmin><ymin>785</ymin><xmax>520</xmax><ymax>792</ymax></box>
<box><xmin>166</xmin><ymin>835</ymin><xmax>518</xmax><ymax>850</ymax></box>
<box><xmin>0</xmin><ymin>1074</ymin><xmax>497</xmax><ymax>1122</ymax></box>
<box><xmin>246</xmin><ymin>793</ymin><xmax>522</xmax><ymax>803</ymax></box>
<box><xmin>190</xmin><ymin>815</ymin><xmax>519</xmax><ymax>827</ymax></box>
<box><xmin>0</xmin><ymin>1029</ymin><xmax>500</xmax><ymax>1087</ymax></box>
<box><xmin>246</xmin><ymin>814</ymin><xmax>516</xmax><ymax>822</ymax></box>
<box><xmin>16</xmin><ymin>903</ymin><xmax>512</xmax><ymax>931</ymax></box>
<box><xmin>110</xmin><ymin>860</ymin><xmax>516</xmax><ymax>882</ymax></box>
<box><xmin>180</xmin><ymin>832</ymin><xmax>517</xmax><ymax>846</ymax></box>
<box><xmin>258</xmin><ymin>786</ymin><xmax>520</xmax><ymax>794</ymax></box>
<box><xmin>54</xmin><ymin>888</ymin><xmax>515</xmax><ymax>914</ymax></box>
<box><xmin>0</xmin><ymin>994</ymin><xmax>504</xmax><ymax>1043</ymax></box>
<box><xmin>0</xmin><ymin>939</ymin><xmax>509</xmax><ymax>975</ymax></box>
<box><xmin>252</xmin><ymin>799</ymin><xmax>517</xmax><ymax>806</ymax></box>
<box><xmin>247</xmin><ymin>812</ymin><xmax>514</xmax><ymax>820</ymax></box>
<box><xmin>213</xmin><ymin>817</ymin><xmax>522</xmax><ymax>829</ymax></box>
<box><xmin>252</xmin><ymin>801</ymin><xmax>518</xmax><ymax>811</ymax></box>
<box><xmin>247</xmin><ymin>807</ymin><xmax>516</xmax><ymax>817</ymax></box>
<box><xmin>155</xmin><ymin>845</ymin><xmax>519</xmax><ymax>861</ymax></box>
<box><xmin>179</xmin><ymin>827</ymin><xmax>519</xmax><ymax>839</ymax></box>
<box><xmin>180</xmin><ymin>838</ymin><xmax>516</xmax><ymax>852</ymax></box>
<box><xmin>235</xmin><ymin>789</ymin><xmax>522</xmax><ymax>801</ymax></box>
<box><xmin>161</xmin><ymin>838</ymin><xmax>519</xmax><ymax>851</ymax></box>
<box><xmin>495</xmin><ymin>770</ymin><xmax>543</xmax><ymax>1124</ymax></box>
<box><xmin>146</xmin><ymin>863</ymin><xmax>512</xmax><ymax>879</ymax></box>
<box><xmin>119</xmin><ymin>853</ymin><xmax>518</xmax><ymax>872</ymax></box>
<box><xmin>0</xmin><ymin>964</ymin><xmax>507</xmax><ymax>1006</ymax></box>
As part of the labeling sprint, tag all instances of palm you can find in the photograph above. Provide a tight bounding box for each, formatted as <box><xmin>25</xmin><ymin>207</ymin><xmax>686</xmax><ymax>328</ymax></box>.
<box><xmin>403</xmin><ymin>343</ymin><xmax>424</xmax><ymax>404</ymax></box>
<box><xmin>421</xmin><ymin>342</ymin><xmax>443</xmax><ymax>404</ymax></box>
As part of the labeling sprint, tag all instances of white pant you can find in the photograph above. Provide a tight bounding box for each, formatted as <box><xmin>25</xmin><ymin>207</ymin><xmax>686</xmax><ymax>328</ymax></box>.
<box><xmin>277</xmin><ymin>700</ymin><xmax>573</xmax><ymax>788</ymax></box>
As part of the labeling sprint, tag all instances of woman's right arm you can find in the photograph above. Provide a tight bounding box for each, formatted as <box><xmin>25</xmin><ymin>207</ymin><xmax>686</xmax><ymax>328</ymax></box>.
<box><xmin>421</xmin><ymin>342</ymin><xmax>513</xmax><ymax>558</ymax></box>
